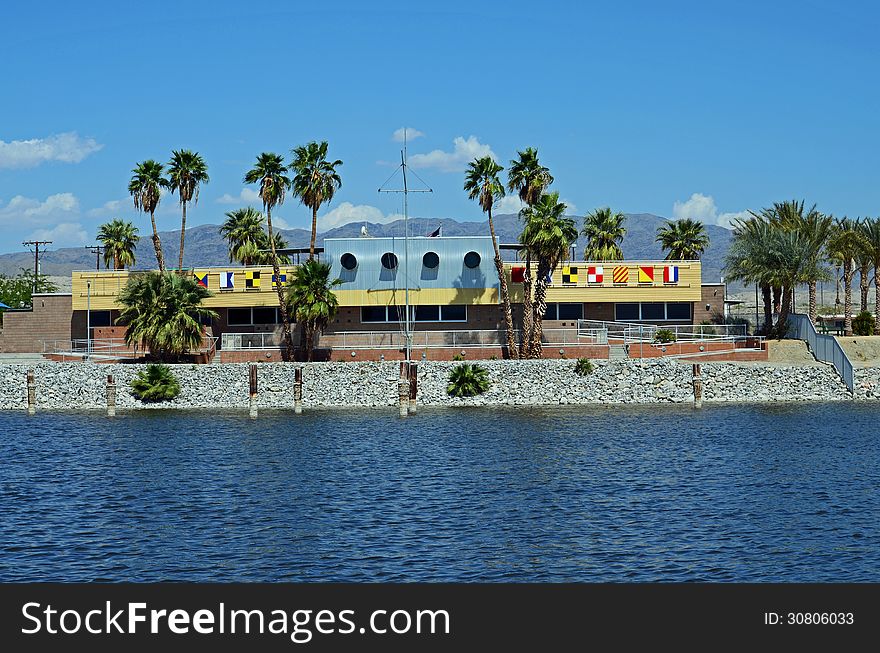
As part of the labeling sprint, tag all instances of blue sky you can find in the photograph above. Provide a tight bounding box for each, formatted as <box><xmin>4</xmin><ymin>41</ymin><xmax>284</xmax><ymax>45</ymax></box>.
<box><xmin>1</xmin><ymin>0</ymin><xmax>879</xmax><ymax>250</ymax></box>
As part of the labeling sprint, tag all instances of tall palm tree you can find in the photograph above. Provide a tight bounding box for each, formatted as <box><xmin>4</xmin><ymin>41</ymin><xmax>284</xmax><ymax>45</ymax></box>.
<box><xmin>289</xmin><ymin>141</ymin><xmax>343</xmax><ymax>259</ymax></box>
<box><xmin>96</xmin><ymin>219</ymin><xmax>139</xmax><ymax>270</ymax></box>
<box><xmin>725</xmin><ymin>217</ymin><xmax>776</xmax><ymax>335</ymax></box>
<box><xmin>856</xmin><ymin>219</ymin><xmax>873</xmax><ymax>313</ymax></box>
<box><xmin>464</xmin><ymin>156</ymin><xmax>517</xmax><ymax>359</ymax></box>
<box><xmin>655</xmin><ymin>218</ymin><xmax>710</xmax><ymax>260</ymax></box>
<box><xmin>167</xmin><ymin>150</ymin><xmax>209</xmax><ymax>272</ymax></box>
<box><xmin>828</xmin><ymin>218</ymin><xmax>869</xmax><ymax>336</ymax></box>
<box><xmin>220</xmin><ymin>207</ymin><xmax>266</xmax><ymax>266</ymax></box>
<box><xmin>244</xmin><ymin>153</ymin><xmax>293</xmax><ymax>360</ymax></box>
<box><xmin>286</xmin><ymin>259</ymin><xmax>342</xmax><ymax>361</ymax></box>
<box><xmin>861</xmin><ymin>218</ymin><xmax>880</xmax><ymax>333</ymax></box>
<box><xmin>583</xmin><ymin>208</ymin><xmax>626</xmax><ymax>261</ymax></box>
<box><xmin>116</xmin><ymin>271</ymin><xmax>218</xmax><ymax>361</ymax></box>
<box><xmin>507</xmin><ymin>147</ymin><xmax>554</xmax><ymax>358</ymax></box>
<box><xmin>520</xmin><ymin>192</ymin><xmax>578</xmax><ymax>357</ymax></box>
<box><xmin>129</xmin><ymin>160</ymin><xmax>168</xmax><ymax>272</ymax></box>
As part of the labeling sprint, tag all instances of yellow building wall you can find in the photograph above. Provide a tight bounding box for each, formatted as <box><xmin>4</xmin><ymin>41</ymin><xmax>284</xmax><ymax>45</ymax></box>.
<box><xmin>72</xmin><ymin>260</ymin><xmax>701</xmax><ymax>310</ymax></box>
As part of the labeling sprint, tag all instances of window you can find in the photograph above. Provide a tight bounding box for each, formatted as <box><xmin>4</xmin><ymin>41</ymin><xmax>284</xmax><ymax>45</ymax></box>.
<box><xmin>440</xmin><ymin>305</ymin><xmax>467</xmax><ymax>321</ymax></box>
<box><xmin>89</xmin><ymin>310</ymin><xmax>112</xmax><ymax>327</ymax></box>
<box><xmin>381</xmin><ymin>252</ymin><xmax>398</xmax><ymax>270</ymax></box>
<box><xmin>252</xmin><ymin>307</ymin><xmax>278</xmax><ymax>324</ymax></box>
<box><xmin>615</xmin><ymin>303</ymin><xmax>640</xmax><ymax>321</ymax></box>
<box><xmin>557</xmin><ymin>303</ymin><xmax>584</xmax><ymax>320</ymax></box>
<box><xmin>414</xmin><ymin>305</ymin><xmax>440</xmax><ymax>321</ymax></box>
<box><xmin>464</xmin><ymin>251</ymin><xmax>481</xmax><ymax>268</ymax></box>
<box><xmin>423</xmin><ymin>252</ymin><xmax>440</xmax><ymax>269</ymax></box>
<box><xmin>341</xmin><ymin>253</ymin><xmax>358</xmax><ymax>270</ymax></box>
<box><xmin>228</xmin><ymin>308</ymin><xmax>252</xmax><ymax>326</ymax></box>
<box><xmin>543</xmin><ymin>304</ymin><xmax>558</xmax><ymax>320</ymax></box>
<box><xmin>361</xmin><ymin>306</ymin><xmax>388</xmax><ymax>323</ymax></box>
<box><xmin>614</xmin><ymin>302</ymin><xmax>694</xmax><ymax>321</ymax></box>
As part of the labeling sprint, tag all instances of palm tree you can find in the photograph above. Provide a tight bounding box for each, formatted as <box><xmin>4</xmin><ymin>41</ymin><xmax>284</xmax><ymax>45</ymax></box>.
<box><xmin>464</xmin><ymin>156</ymin><xmax>517</xmax><ymax>359</ymax></box>
<box><xmin>167</xmin><ymin>150</ymin><xmax>209</xmax><ymax>272</ymax></box>
<box><xmin>507</xmin><ymin>147</ymin><xmax>554</xmax><ymax>358</ymax></box>
<box><xmin>286</xmin><ymin>259</ymin><xmax>341</xmax><ymax>361</ymax></box>
<box><xmin>856</xmin><ymin>219</ymin><xmax>873</xmax><ymax>313</ymax></box>
<box><xmin>520</xmin><ymin>192</ymin><xmax>578</xmax><ymax>357</ymax></box>
<box><xmin>116</xmin><ymin>271</ymin><xmax>218</xmax><ymax>361</ymax></box>
<box><xmin>289</xmin><ymin>141</ymin><xmax>343</xmax><ymax>259</ymax></box>
<box><xmin>828</xmin><ymin>218</ymin><xmax>869</xmax><ymax>336</ymax></box>
<box><xmin>725</xmin><ymin>217</ymin><xmax>776</xmax><ymax>335</ymax></box>
<box><xmin>583</xmin><ymin>208</ymin><xmax>626</xmax><ymax>261</ymax></box>
<box><xmin>244</xmin><ymin>153</ymin><xmax>294</xmax><ymax>360</ymax></box>
<box><xmin>96</xmin><ymin>219</ymin><xmax>139</xmax><ymax>270</ymax></box>
<box><xmin>128</xmin><ymin>160</ymin><xmax>168</xmax><ymax>272</ymax></box>
<box><xmin>861</xmin><ymin>218</ymin><xmax>880</xmax><ymax>333</ymax></box>
<box><xmin>220</xmin><ymin>207</ymin><xmax>266</xmax><ymax>266</ymax></box>
<box><xmin>655</xmin><ymin>218</ymin><xmax>710</xmax><ymax>260</ymax></box>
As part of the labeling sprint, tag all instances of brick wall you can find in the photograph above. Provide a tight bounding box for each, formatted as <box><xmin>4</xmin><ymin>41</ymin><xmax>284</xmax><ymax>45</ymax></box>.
<box><xmin>695</xmin><ymin>284</ymin><xmax>726</xmax><ymax>324</ymax></box>
<box><xmin>0</xmin><ymin>294</ymin><xmax>80</xmax><ymax>353</ymax></box>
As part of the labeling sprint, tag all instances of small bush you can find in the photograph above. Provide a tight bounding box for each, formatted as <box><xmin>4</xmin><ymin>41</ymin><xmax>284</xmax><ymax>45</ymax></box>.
<box><xmin>853</xmin><ymin>311</ymin><xmax>875</xmax><ymax>336</ymax></box>
<box><xmin>130</xmin><ymin>364</ymin><xmax>181</xmax><ymax>402</ymax></box>
<box><xmin>653</xmin><ymin>328</ymin><xmax>677</xmax><ymax>344</ymax></box>
<box><xmin>447</xmin><ymin>363</ymin><xmax>490</xmax><ymax>397</ymax></box>
<box><xmin>452</xmin><ymin>353</ymin><xmax>465</xmax><ymax>361</ymax></box>
<box><xmin>574</xmin><ymin>358</ymin><xmax>594</xmax><ymax>376</ymax></box>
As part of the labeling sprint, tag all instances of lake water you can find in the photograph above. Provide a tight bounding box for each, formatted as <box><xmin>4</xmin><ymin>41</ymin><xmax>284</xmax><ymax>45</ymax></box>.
<box><xmin>0</xmin><ymin>404</ymin><xmax>877</xmax><ymax>582</ymax></box>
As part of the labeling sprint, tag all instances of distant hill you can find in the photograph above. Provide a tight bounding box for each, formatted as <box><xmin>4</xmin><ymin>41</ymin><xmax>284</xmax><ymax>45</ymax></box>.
<box><xmin>0</xmin><ymin>214</ymin><xmax>731</xmax><ymax>282</ymax></box>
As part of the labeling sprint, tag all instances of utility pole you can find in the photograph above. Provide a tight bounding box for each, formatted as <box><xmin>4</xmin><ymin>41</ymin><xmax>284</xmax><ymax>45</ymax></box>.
<box><xmin>86</xmin><ymin>245</ymin><xmax>103</xmax><ymax>271</ymax></box>
<box><xmin>22</xmin><ymin>240</ymin><xmax>52</xmax><ymax>293</ymax></box>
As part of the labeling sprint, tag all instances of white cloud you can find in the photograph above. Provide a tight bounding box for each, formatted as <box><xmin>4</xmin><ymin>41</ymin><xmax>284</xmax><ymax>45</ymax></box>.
<box><xmin>0</xmin><ymin>193</ymin><xmax>80</xmax><ymax>227</ymax></box>
<box><xmin>392</xmin><ymin>127</ymin><xmax>425</xmax><ymax>142</ymax></box>
<box><xmin>28</xmin><ymin>222</ymin><xmax>89</xmax><ymax>248</ymax></box>
<box><xmin>318</xmin><ymin>202</ymin><xmax>404</xmax><ymax>229</ymax></box>
<box><xmin>271</xmin><ymin>216</ymin><xmax>290</xmax><ymax>230</ymax></box>
<box><xmin>86</xmin><ymin>199</ymin><xmax>125</xmax><ymax>218</ymax></box>
<box><xmin>216</xmin><ymin>188</ymin><xmax>262</xmax><ymax>205</ymax></box>
<box><xmin>494</xmin><ymin>195</ymin><xmax>524</xmax><ymax>214</ymax></box>
<box><xmin>0</xmin><ymin>132</ymin><xmax>103</xmax><ymax>169</ymax></box>
<box><xmin>673</xmin><ymin>192</ymin><xmax>747</xmax><ymax>228</ymax></box>
<box><xmin>409</xmin><ymin>136</ymin><xmax>497</xmax><ymax>173</ymax></box>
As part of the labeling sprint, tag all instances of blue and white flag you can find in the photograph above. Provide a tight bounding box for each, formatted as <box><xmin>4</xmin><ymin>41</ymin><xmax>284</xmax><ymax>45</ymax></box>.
<box><xmin>220</xmin><ymin>271</ymin><xmax>235</xmax><ymax>289</ymax></box>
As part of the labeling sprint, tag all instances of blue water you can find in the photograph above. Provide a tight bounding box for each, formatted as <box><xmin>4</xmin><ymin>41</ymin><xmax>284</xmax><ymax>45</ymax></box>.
<box><xmin>0</xmin><ymin>404</ymin><xmax>877</xmax><ymax>582</ymax></box>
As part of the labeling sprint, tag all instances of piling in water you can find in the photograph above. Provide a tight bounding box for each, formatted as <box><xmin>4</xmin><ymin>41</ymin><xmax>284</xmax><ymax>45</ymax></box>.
<box><xmin>408</xmin><ymin>363</ymin><xmax>418</xmax><ymax>414</ymax></box>
<box><xmin>106</xmin><ymin>374</ymin><xmax>116</xmax><ymax>417</ymax></box>
<box><xmin>249</xmin><ymin>364</ymin><xmax>258</xmax><ymax>418</ymax></box>
<box><xmin>26</xmin><ymin>369</ymin><xmax>35</xmax><ymax>415</ymax></box>
<box><xmin>398</xmin><ymin>362</ymin><xmax>409</xmax><ymax>417</ymax></box>
<box><xmin>692</xmin><ymin>363</ymin><xmax>703</xmax><ymax>409</ymax></box>
<box><xmin>294</xmin><ymin>366</ymin><xmax>303</xmax><ymax>415</ymax></box>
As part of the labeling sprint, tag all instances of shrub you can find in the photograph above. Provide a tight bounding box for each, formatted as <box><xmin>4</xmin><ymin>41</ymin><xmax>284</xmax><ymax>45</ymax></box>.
<box><xmin>853</xmin><ymin>311</ymin><xmax>875</xmax><ymax>336</ymax></box>
<box><xmin>574</xmin><ymin>358</ymin><xmax>594</xmax><ymax>376</ymax></box>
<box><xmin>653</xmin><ymin>328</ymin><xmax>677</xmax><ymax>344</ymax></box>
<box><xmin>452</xmin><ymin>353</ymin><xmax>465</xmax><ymax>361</ymax></box>
<box><xmin>447</xmin><ymin>363</ymin><xmax>490</xmax><ymax>397</ymax></box>
<box><xmin>130</xmin><ymin>364</ymin><xmax>181</xmax><ymax>402</ymax></box>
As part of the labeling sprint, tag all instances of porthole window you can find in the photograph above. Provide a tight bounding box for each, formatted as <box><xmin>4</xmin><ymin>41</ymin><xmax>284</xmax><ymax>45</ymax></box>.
<box><xmin>464</xmin><ymin>251</ymin><xmax>481</xmax><ymax>268</ymax></box>
<box><xmin>423</xmin><ymin>251</ymin><xmax>440</xmax><ymax>269</ymax></box>
<box><xmin>381</xmin><ymin>252</ymin><xmax>399</xmax><ymax>270</ymax></box>
<box><xmin>340</xmin><ymin>253</ymin><xmax>358</xmax><ymax>270</ymax></box>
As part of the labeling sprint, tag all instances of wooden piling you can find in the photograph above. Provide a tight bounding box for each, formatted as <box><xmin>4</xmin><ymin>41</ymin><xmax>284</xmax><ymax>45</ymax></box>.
<box><xmin>692</xmin><ymin>363</ymin><xmax>703</xmax><ymax>409</ymax></box>
<box><xmin>106</xmin><ymin>374</ymin><xmax>116</xmax><ymax>417</ymax></box>
<box><xmin>408</xmin><ymin>363</ymin><xmax>418</xmax><ymax>414</ymax></box>
<box><xmin>398</xmin><ymin>362</ymin><xmax>409</xmax><ymax>417</ymax></box>
<box><xmin>249</xmin><ymin>364</ymin><xmax>258</xmax><ymax>418</ymax></box>
<box><xmin>294</xmin><ymin>366</ymin><xmax>303</xmax><ymax>414</ymax></box>
<box><xmin>26</xmin><ymin>369</ymin><xmax>35</xmax><ymax>415</ymax></box>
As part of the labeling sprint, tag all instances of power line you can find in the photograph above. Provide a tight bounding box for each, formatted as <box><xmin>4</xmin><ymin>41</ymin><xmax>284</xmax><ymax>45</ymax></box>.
<box><xmin>22</xmin><ymin>240</ymin><xmax>52</xmax><ymax>293</ymax></box>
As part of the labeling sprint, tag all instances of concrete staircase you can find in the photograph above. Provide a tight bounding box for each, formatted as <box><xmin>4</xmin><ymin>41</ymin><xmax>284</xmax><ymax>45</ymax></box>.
<box><xmin>609</xmin><ymin>344</ymin><xmax>628</xmax><ymax>360</ymax></box>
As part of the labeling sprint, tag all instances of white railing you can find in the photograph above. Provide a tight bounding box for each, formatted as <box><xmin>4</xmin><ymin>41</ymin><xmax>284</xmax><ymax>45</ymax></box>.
<box><xmin>578</xmin><ymin>319</ymin><xmax>747</xmax><ymax>343</ymax></box>
<box><xmin>221</xmin><ymin>328</ymin><xmax>608</xmax><ymax>351</ymax></box>
<box><xmin>42</xmin><ymin>337</ymin><xmax>218</xmax><ymax>360</ymax></box>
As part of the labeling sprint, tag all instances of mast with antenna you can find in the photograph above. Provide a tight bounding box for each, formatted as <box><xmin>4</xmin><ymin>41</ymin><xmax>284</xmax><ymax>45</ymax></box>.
<box><xmin>378</xmin><ymin>129</ymin><xmax>432</xmax><ymax>363</ymax></box>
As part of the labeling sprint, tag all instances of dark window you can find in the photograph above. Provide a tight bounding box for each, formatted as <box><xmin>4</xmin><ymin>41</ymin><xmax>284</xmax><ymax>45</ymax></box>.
<box><xmin>615</xmin><ymin>303</ymin><xmax>639</xmax><ymax>321</ymax></box>
<box><xmin>423</xmin><ymin>252</ymin><xmax>440</xmax><ymax>269</ymax></box>
<box><xmin>441</xmin><ymin>305</ymin><xmax>467</xmax><ymax>321</ymax></box>
<box><xmin>414</xmin><ymin>305</ymin><xmax>440</xmax><ymax>322</ymax></box>
<box><xmin>558</xmin><ymin>303</ymin><xmax>584</xmax><ymax>320</ymax></box>
<box><xmin>666</xmin><ymin>303</ymin><xmax>692</xmax><ymax>320</ymax></box>
<box><xmin>89</xmin><ymin>310</ymin><xmax>112</xmax><ymax>327</ymax></box>
<box><xmin>340</xmin><ymin>253</ymin><xmax>358</xmax><ymax>270</ymax></box>
<box><xmin>253</xmin><ymin>307</ymin><xmax>278</xmax><ymax>324</ymax></box>
<box><xmin>464</xmin><ymin>251</ymin><xmax>481</xmax><ymax>268</ymax></box>
<box><xmin>381</xmin><ymin>252</ymin><xmax>398</xmax><ymax>270</ymax></box>
<box><xmin>543</xmin><ymin>303</ymin><xmax>558</xmax><ymax>320</ymax></box>
<box><xmin>228</xmin><ymin>308</ymin><xmax>252</xmax><ymax>326</ymax></box>
<box><xmin>641</xmin><ymin>303</ymin><xmax>666</xmax><ymax>321</ymax></box>
<box><xmin>361</xmin><ymin>306</ymin><xmax>388</xmax><ymax>322</ymax></box>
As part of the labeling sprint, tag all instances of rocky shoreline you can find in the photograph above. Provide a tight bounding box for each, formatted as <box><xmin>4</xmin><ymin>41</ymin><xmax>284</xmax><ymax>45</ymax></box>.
<box><xmin>0</xmin><ymin>358</ymin><xmax>867</xmax><ymax>411</ymax></box>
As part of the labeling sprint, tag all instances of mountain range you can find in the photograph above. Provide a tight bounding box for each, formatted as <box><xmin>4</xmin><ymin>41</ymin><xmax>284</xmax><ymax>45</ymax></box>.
<box><xmin>1</xmin><ymin>213</ymin><xmax>732</xmax><ymax>283</ymax></box>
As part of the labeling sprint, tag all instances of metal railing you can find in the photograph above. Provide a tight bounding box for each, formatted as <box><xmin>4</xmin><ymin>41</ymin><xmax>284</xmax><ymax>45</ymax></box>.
<box><xmin>578</xmin><ymin>319</ymin><xmax>747</xmax><ymax>343</ymax></box>
<box><xmin>221</xmin><ymin>328</ymin><xmax>608</xmax><ymax>351</ymax></box>
<box><xmin>42</xmin><ymin>336</ymin><xmax>218</xmax><ymax>361</ymax></box>
<box><xmin>786</xmin><ymin>313</ymin><xmax>854</xmax><ymax>393</ymax></box>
